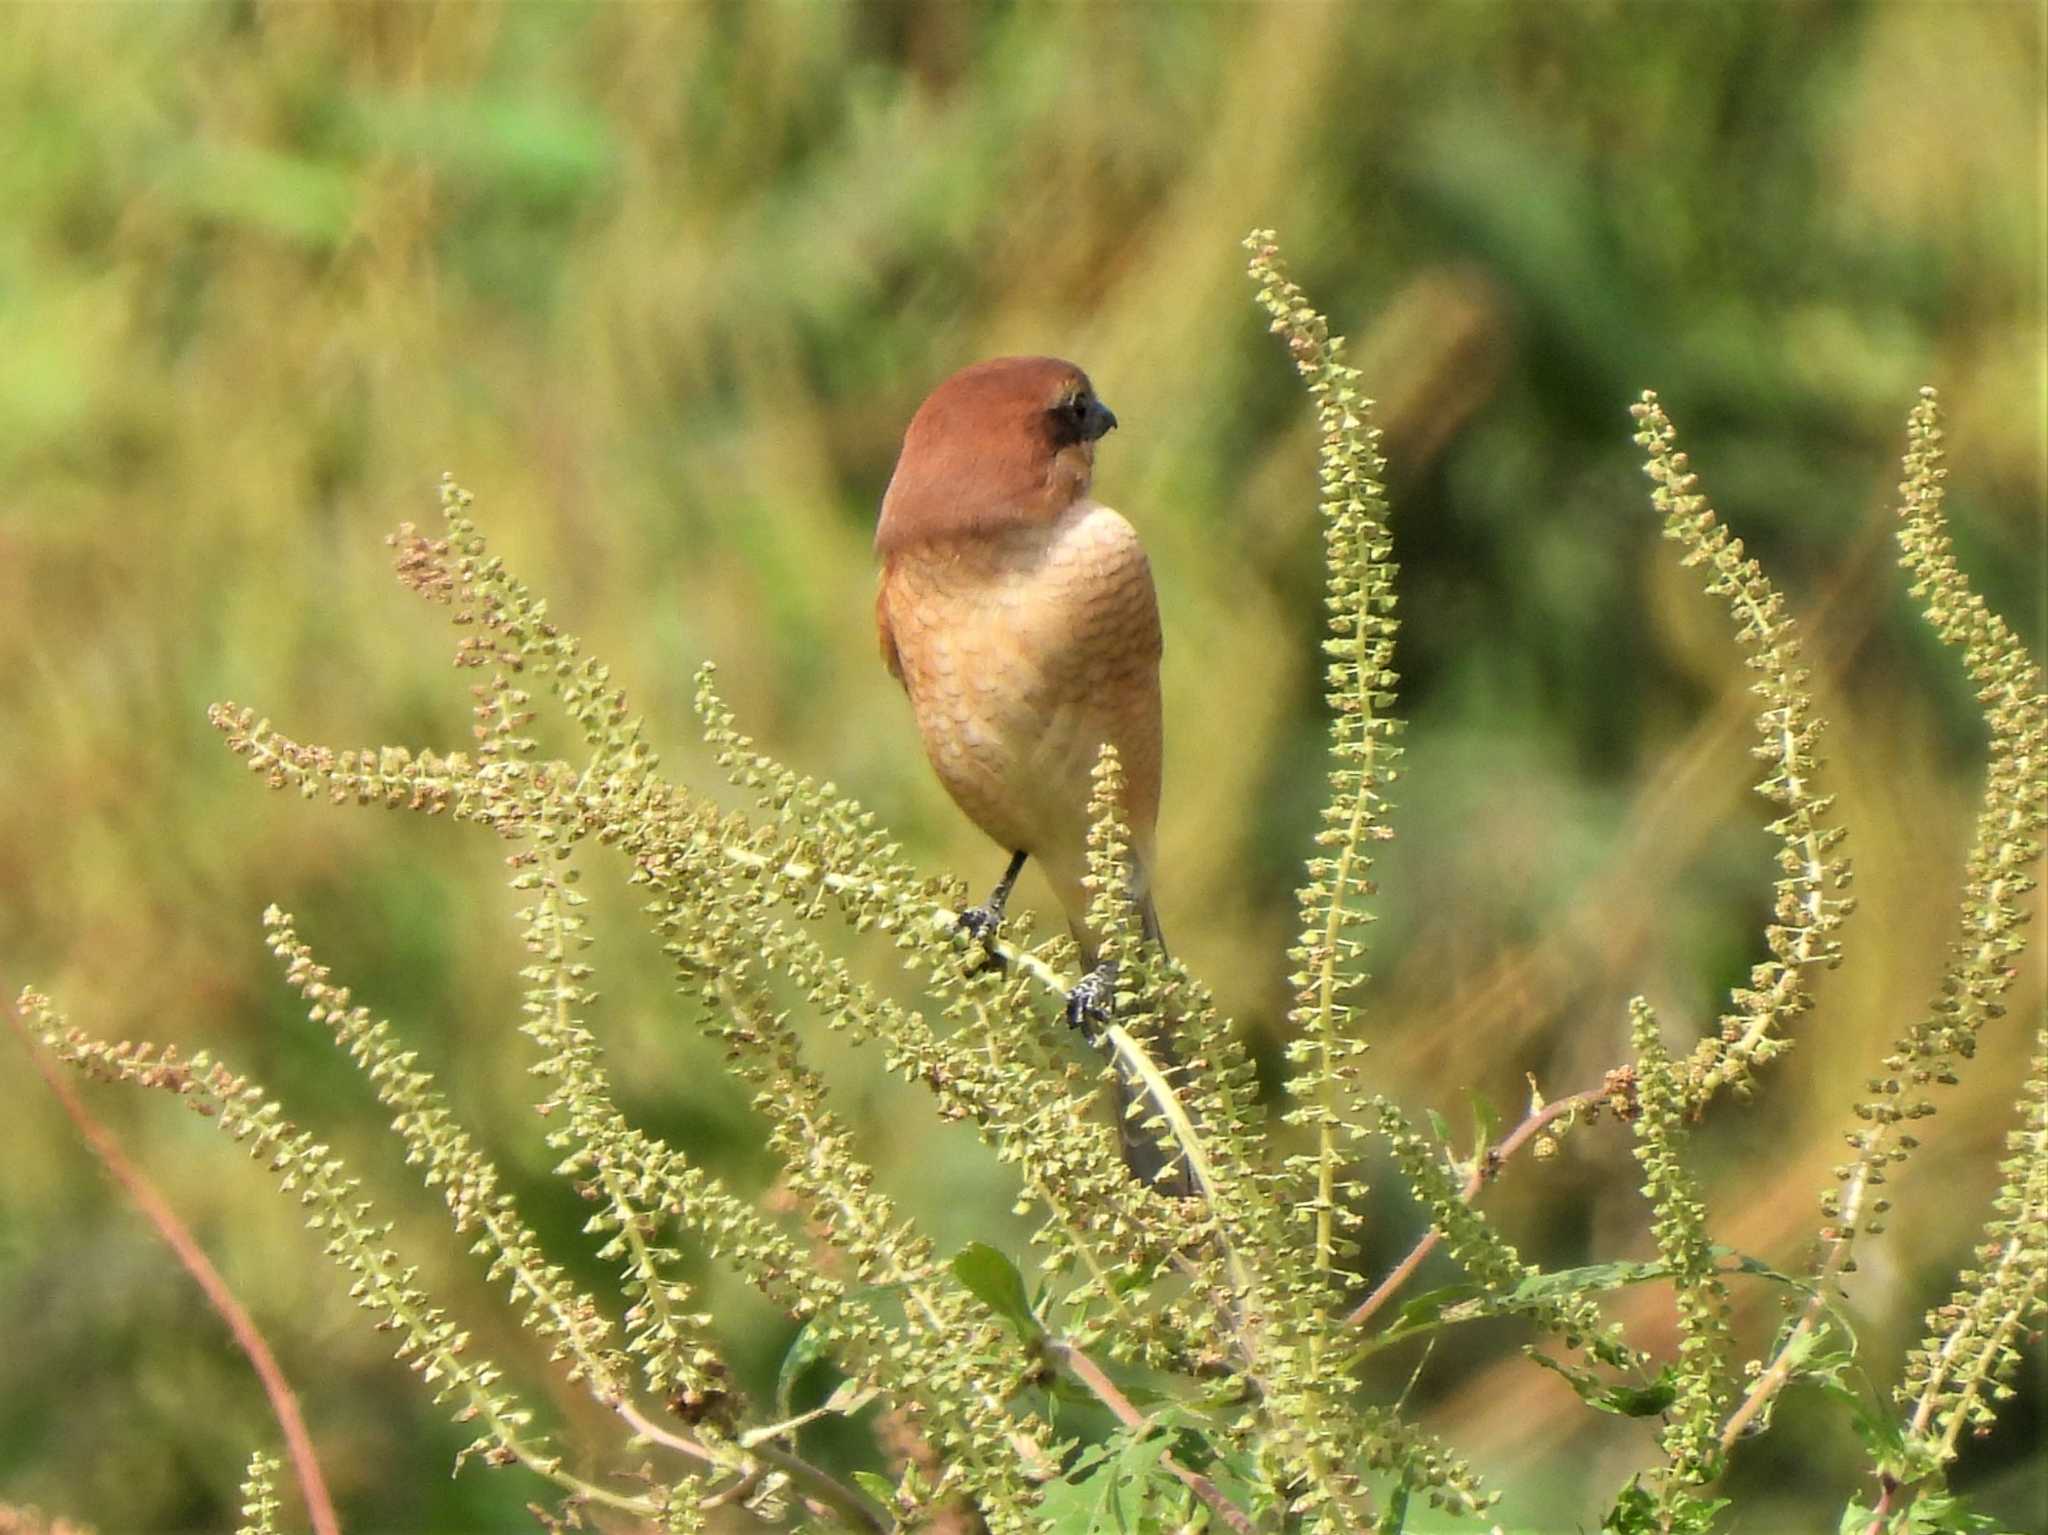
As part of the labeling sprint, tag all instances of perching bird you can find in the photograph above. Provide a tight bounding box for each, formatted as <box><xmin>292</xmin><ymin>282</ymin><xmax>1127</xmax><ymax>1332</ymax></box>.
<box><xmin>874</xmin><ymin>356</ymin><xmax>1189</xmax><ymax>1192</ymax></box>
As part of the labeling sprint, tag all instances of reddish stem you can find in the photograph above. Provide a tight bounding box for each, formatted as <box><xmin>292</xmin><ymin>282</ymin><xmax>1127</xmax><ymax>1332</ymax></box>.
<box><xmin>12</xmin><ymin>1007</ymin><xmax>343</xmax><ymax>1535</ymax></box>
<box><xmin>1049</xmin><ymin>1339</ymin><xmax>1256</xmax><ymax>1535</ymax></box>
<box><xmin>1345</xmin><ymin>1087</ymin><xmax>1608</xmax><ymax>1330</ymax></box>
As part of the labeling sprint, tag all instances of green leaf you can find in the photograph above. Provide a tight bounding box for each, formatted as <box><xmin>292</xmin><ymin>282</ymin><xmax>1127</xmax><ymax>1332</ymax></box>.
<box><xmin>1360</xmin><ymin>1252</ymin><xmax>1811</xmax><ymax>1376</ymax></box>
<box><xmin>773</xmin><ymin>1279</ymin><xmax>920</xmax><ymax>1420</ymax></box>
<box><xmin>1603</xmin><ymin>1477</ymin><xmax>1660</xmax><ymax>1534</ymax></box>
<box><xmin>1376</xmin><ymin>1478</ymin><xmax>1411</xmax><ymax>1534</ymax></box>
<box><xmin>1708</xmin><ymin>1246</ymin><xmax>1813</xmax><ymax>1289</ymax></box>
<box><xmin>1037</xmin><ymin>1420</ymin><xmax>1198</xmax><ymax>1534</ymax></box>
<box><xmin>1035</xmin><ymin>1460</ymin><xmax>1112</xmax><ymax>1535</ymax></box>
<box><xmin>1881</xmin><ymin>1488</ymin><xmax>2002</xmax><ymax>1533</ymax></box>
<box><xmin>1530</xmin><ymin>1351</ymin><xmax>1678</xmax><ymax>1417</ymax></box>
<box><xmin>852</xmin><ymin>1470</ymin><xmax>897</xmax><ymax>1509</ymax></box>
<box><xmin>1467</xmin><ymin>1092</ymin><xmax>1501</xmax><ymax>1164</ymax></box>
<box><xmin>1388</xmin><ymin>1283</ymin><xmax>1487</xmax><ymax>1333</ymax></box>
<box><xmin>1036</xmin><ymin>1441</ymin><xmax>1126</xmax><ymax>1534</ymax></box>
<box><xmin>1506</xmin><ymin>1258</ymin><xmax>1671</xmax><ymax>1302</ymax></box>
<box><xmin>1746</xmin><ymin>1312</ymin><xmax>1884</xmax><ymax>1452</ymax></box>
<box><xmin>774</xmin><ymin>1317</ymin><xmax>835</xmax><ymax>1421</ymax></box>
<box><xmin>1368</xmin><ymin>1263</ymin><xmax>1666</xmax><ymax>1351</ymax></box>
<box><xmin>951</xmin><ymin>1242</ymin><xmax>1042</xmax><ymax>1340</ymax></box>
<box><xmin>1602</xmin><ymin>1476</ymin><xmax>1729</xmax><ymax>1533</ymax></box>
<box><xmin>1598</xmin><ymin>1375</ymin><xmax>1682</xmax><ymax>1418</ymax></box>
<box><xmin>1498</xmin><ymin>1249</ymin><xmax>1799</xmax><ymax>1318</ymax></box>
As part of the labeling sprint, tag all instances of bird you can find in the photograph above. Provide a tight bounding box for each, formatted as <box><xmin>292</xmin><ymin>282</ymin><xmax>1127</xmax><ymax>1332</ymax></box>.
<box><xmin>873</xmin><ymin>356</ymin><xmax>1190</xmax><ymax>1193</ymax></box>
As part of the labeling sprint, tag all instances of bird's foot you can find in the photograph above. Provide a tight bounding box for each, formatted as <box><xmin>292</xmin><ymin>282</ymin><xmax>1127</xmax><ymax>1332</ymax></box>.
<box><xmin>954</xmin><ymin>904</ymin><xmax>1008</xmax><ymax>974</ymax></box>
<box><xmin>1064</xmin><ymin>961</ymin><xmax>1119</xmax><ymax>1038</ymax></box>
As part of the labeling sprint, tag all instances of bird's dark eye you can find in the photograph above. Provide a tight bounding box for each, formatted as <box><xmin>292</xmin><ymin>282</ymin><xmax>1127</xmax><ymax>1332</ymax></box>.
<box><xmin>1048</xmin><ymin>389</ymin><xmax>1116</xmax><ymax>446</ymax></box>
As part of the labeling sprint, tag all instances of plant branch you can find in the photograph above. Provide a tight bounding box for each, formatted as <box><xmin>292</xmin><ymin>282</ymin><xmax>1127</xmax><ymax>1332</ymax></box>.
<box><xmin>1045</xmin><ymin>1338</ymin><xmax>1256</xmax><ymax>1535</ymax></box>
<box><xmin>1720</xmin><ymin>1298</ymin><xmax>1826</xmax><ymax>1452</ymax></box>
<box><xmin>1345</xmin><ymin>1085</ymin><xmax>1610</xmax><ymax>1330</ymax></box>
<box><xmin>749</xmin><ymin>1439</ymin><xmax>893</xmax><ymax>1533</ymax></box>
<box><xmin>1859</xmin><ymin>1472</ymin><xmax>1896</xmax><ymax>1535</ymax></box>
<box><xmin>727</xmin><ymin>836</ymin><xmax>1225</xmax><ymax>1214</ymax></box>
<box><xmin>10</xmin><ymin>1001</ymin><xmax>342</xmax><ymax>1535</ymax></box>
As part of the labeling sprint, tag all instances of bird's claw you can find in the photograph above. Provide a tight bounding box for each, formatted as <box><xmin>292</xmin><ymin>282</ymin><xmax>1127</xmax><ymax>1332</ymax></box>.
<box><xmin>1064</xmin><ymin>961</ymin><xmax>1118</xmax><ymax>1037</ymax></box>
<box><xmin>954</xmin><ymin>904</ymin><xmax>1008</xmax><ymax>974</ymax></box>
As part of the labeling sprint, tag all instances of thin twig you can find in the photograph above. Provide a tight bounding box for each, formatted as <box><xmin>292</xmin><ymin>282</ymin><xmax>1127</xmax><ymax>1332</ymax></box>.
<box><xmin>1720</xmin><ymin>1159</ymin><xmax>1873</xmax><ymax>1451</ymax></box>
<box><xmin>731</xmin><ymin>839</ymin><xmax>1223</xmax><ymax>1211</ymax></box>
<box><xmin>1046</xmin><ymin>1338</ymin><xmax>1257</xmax><ymax>1535</ymax></box>
<box><xmin>1720</xmin><ymin>1304</ymin><xmax>1821</xmax><ymax>1450</ymax></box>
<box><xmin>1345</xmin><ymin>1086</ymin><xmax>1609</xmax><ymax>1330</ymax></box>
<box><xmin>747</xmin><ymin>1440</ymin><xmax>893</xmax><ymax>1533</ymax></box>
<box><xmin>612</xmin><ymin>1398</ymin><xmax>722</xmax><ymax>1466</ymax></box>
<box><xmin>11</xmin><ymin>1003</ymin><xmax>343</xmax><ymax>1535</ymax></box>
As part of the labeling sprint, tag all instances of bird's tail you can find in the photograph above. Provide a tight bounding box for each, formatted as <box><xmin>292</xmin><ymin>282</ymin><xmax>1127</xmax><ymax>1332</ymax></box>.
<box><xmin>1105</xmin><ymin>895</ymin><xmax>1198</xmax><ymax>1197</ymax></box>
<box><xmin>1139</xmin><ymin>892</ymin><xmax>1167</xmax><ymax>955</ymax></box>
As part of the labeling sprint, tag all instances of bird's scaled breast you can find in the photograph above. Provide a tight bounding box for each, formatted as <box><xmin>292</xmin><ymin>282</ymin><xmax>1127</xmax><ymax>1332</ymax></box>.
<box><xmin>883</xmin><ymin>503</ymin><xmax>1161</xmax><ymax>852</ymax></box>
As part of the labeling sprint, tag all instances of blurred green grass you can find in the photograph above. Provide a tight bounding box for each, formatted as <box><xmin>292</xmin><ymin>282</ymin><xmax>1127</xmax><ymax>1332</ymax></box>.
<box><xmin>1</xmin><ymin>4</ymin><xmax>2041</xmax><ymax>1531</ymax></box>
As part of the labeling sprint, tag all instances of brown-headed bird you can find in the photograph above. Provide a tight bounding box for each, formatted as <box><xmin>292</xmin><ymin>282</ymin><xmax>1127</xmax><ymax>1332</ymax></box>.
<box><xmin>875</xmin><ymin>356</ymin><xmax>1189</xmax><ymax>1191</ymax></box>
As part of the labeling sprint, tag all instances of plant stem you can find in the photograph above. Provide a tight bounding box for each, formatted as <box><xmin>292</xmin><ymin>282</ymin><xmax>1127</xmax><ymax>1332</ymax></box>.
<box><xmin>1345</xmin><ymin>1087</ymin><xmax>1607</xmax><ymax>1330</ymax></box>
<box><xmin>748</xmin><ymin>1439</ymin><xmax>893</xmax><ymax>1532</ymax></box>
<box><xmin>12</xmin><ymin>1004</ymin><xmax>343</xmax><ymax>1535</ymax></box>
<box><xmin>1045</xmin><ymin>1337</ymin><xmax>1257</xmax><ymax>1535</ymax></box>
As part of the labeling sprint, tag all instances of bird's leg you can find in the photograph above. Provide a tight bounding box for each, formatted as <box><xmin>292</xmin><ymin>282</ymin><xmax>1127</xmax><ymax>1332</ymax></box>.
<box><xmin>1063</xmin><ymin>960</ymin><xmax>1117</xmax><ymax>1038</ymax></box>
<box><xmin>956</xmin><ymin>849</ymin><xmax>1027</xmax><ymax>971</ymax></box>
<box><xmin>1065</xmin><ymin>959</ymin><xmax>1196</xmax><ymax>1196</ymax></box>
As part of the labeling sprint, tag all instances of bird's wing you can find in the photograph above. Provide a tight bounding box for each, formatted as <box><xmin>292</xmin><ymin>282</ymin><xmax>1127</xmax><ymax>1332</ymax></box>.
<box><xmin>875</xmin><ymin>563</ymin><xmax>905</xmax><ymax>684</ymax></box>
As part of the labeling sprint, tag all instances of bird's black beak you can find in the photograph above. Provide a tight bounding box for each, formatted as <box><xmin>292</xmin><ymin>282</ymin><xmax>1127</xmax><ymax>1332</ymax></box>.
<box><xmin>1082</xmin><ymin>398</ymin><xmax>1118</xmax><ymax>442</ymax></box>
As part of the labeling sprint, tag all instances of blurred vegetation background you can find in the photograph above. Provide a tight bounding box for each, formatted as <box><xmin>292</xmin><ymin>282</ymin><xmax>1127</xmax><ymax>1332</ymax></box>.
<box><xmin>2</xmin><ymin>4</ymin><xmax>2041</xmax><ymax>1532</ymax></box>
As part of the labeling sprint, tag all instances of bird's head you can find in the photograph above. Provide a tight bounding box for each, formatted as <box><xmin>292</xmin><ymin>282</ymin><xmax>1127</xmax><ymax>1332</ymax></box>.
<box><xmin>876</xmin><ymin>356</ymin><xmax>1117</xmax><ymax>555</ymax></box>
